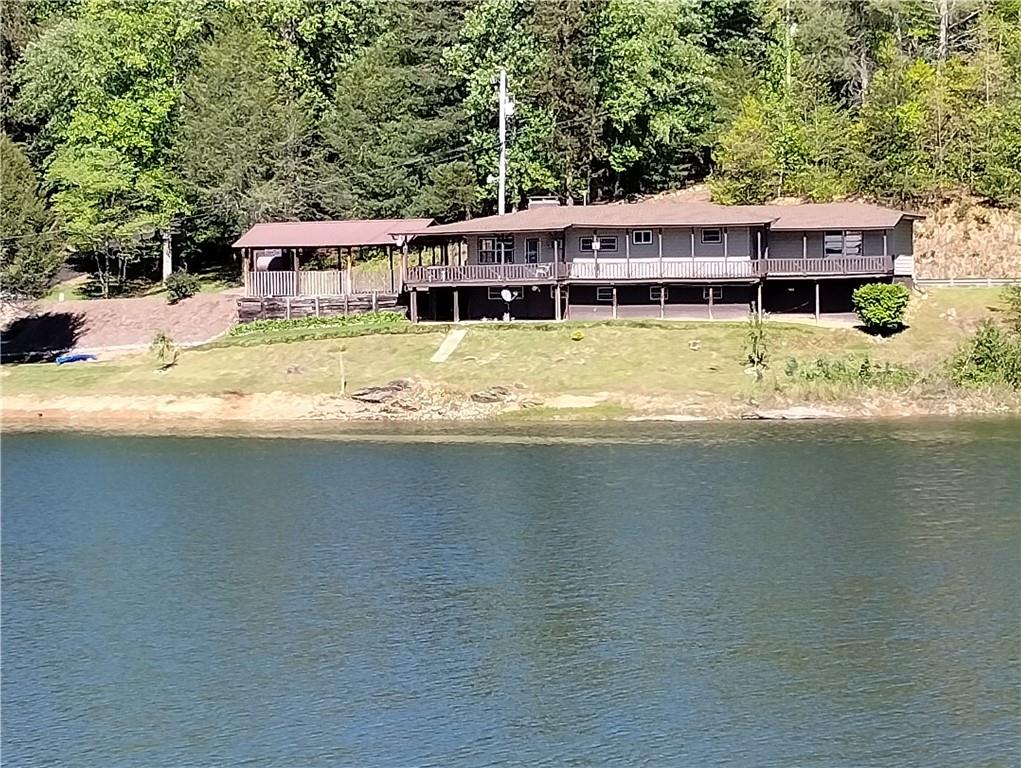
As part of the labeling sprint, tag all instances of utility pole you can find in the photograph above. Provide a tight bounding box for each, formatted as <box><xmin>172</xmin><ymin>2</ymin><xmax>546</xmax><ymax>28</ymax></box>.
<box><xmin>497</xmin><ymin>67</ymin><xmax>508</xmax><ymax>215</ymax></box>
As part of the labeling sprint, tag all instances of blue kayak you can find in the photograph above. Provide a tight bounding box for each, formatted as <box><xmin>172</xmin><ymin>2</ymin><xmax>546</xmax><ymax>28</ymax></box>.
<box><xmin>55</xmin><ymin>353</ymin><xmax>97</xmax><ymax>365</ymax></box>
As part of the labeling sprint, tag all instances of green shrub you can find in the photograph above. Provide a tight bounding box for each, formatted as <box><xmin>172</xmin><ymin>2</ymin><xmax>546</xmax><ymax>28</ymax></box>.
<box><xmin>1001</xmin><ymin>285</ymin><xmax>1021</xmax><ymax>334</ymax></box>
<box><xmin>852</xmin><ymin>282</ymin><xmax>911</xmax><ymax>333</ymax></box>
<box><xmin>230</xmin><ymin>310</ymin><xmax>407</xmax><ymax>337</ymax></box>
<box><xmin>165</xmin><ymin>270</ymin><xmax>201</xmax><ymax>304</ymax></box>
<box><xmin>784</xmin><ymin>355</ymin><xmax>917</xmax><ymax>388</ymax></box>
<box><xmin>949</xmin><ymin>320</ymin><xmax>1021</xmax><ymax>389</ymax></box>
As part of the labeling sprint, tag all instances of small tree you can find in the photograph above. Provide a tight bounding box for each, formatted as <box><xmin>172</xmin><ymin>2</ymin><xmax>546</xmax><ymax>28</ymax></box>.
<box><xmin>745</xmin><ymin>310</ymin><xmax>769</xmax><ymax>381</ymax></box>
<box><xmin>150</xmin><ymin>331</ymin><xmax>178</xmax><ymax>370</ymax></box>
<box><xmin>852</xmin><ymin>283</ymin><xmax>911</xmax><ymax>334</ymax></box>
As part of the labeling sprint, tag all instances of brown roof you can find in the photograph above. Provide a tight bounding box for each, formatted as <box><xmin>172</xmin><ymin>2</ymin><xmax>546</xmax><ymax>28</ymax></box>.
<box><xmin>232</xmin><ymin>218</ymin><xmax>434</xmax><ymax>249</ymax></box>
<box><xmin>407</xmin><ymin>200</ymin><xmax>921</xmax><ymax>236</ymax></box>
<box><xmin>749</xmin><ymin>202</ymin><xmax>924</xmax><ymax>230</ymax></box>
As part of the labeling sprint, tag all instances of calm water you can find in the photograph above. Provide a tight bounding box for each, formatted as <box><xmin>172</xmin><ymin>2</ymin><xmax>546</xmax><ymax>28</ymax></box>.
<box><xmin>2</xmin><ymin>421</ymin><xmax>1019</xmax><ymax>767</ymax></box>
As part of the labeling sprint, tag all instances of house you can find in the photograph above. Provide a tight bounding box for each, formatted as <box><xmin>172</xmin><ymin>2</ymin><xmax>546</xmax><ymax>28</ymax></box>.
<box><xmin>401</xmin><ymin>199</ymin><xmax>921</xmax><ymax>321</ymax></box>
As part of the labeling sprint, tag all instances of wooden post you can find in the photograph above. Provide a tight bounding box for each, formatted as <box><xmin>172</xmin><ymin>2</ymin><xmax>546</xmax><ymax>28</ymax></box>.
<box><xmin>625</xmin><ymin>230</ymin><xmax>631</xmax><ymax>278</ymax></box>
<box><xmin>554</xmin><ymin>283</ymin><xmax>562</xmax><ymax>321</ymax></box>
<box><xmin>388</xmin><ymin>245</ymin><xmax>395</xmax><ymax>292</ymax></box>
<box><xmin>285</xmin><ymin>296</ymin><xmax>291</xmax><ymax>320</ymax></box>
<box><xmin>453</xmin><ymin>289</ymin><xmax>460</xmax><ymax>323</ymax></box>
<box><xmin>564</xmin><ymin>285</ymin><xmax>570</xmax><ymax>320</ymax></box>
<box><xmin>612</xmin><ymin>285</ymin><xmax>618</xmax><ymax>320</ymax></box>
<box><xmin>315</xmin><ymin>295</ymin><xmax>320</xmax><ymax>317</ymax></box>
<box><xmin>814</xmin><ymin>280</ymin><xmax>820</xmax><ymax>322</ymax></box>
<box><xmin>401</xmin><ymin>242</ymin><xmax>409</xmax><ymax>287</ymax></box>
<box><xmin>371</xmin><ymin>291</ymin><xmax>378</xmax><ymax>312</ymax></box>
<box><xmin>293</xmin><ymin>248</ymin><xmax>300</xmax><ymax>295</ymax></box>
<box><xmin>708</xmin><ymin>286</ymin><xmax>714</xmax><ymax>320</ymax></box>
<box><xmin>658</xmin><ymin>228</ymin><xmax>664</xmax><ymax>278</ymax></box>
<box><xmin>344</xmin><ymin>293</ymin><xmax>350</xmax><ymax>314</ymax></box>
<box><xmin>347</xmin><ymin>248</ymin><xmax>354</xmax><ymax>294</ymax></box>
<box><xmin>757</xmin><ymin>281</ymin><xmax>763</xmax><ymax>320</ymax></box>
<box><xmin>410</xmin><ymin>289</ymin><xmax>419</xmax><ymax>323</ymax></box>
<box><xmin>659</xmin><ymin>285</ymin><xmax>665</xmax><ymax>319</ymax></box>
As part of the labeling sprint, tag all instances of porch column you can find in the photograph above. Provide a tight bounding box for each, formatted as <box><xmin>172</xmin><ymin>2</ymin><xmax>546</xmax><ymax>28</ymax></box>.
<box><xmin>453</xmin><ymin>289</ymin><xmax>460</xmax><ymax>323</ymax></box>
<box><xmin>410</xmin><ymin>289</ymin><xmax>419</xmax><ymax>323</ymax></box>
<box><xmin>659</xmin><ymin>285</ymin><xmax>665</xmax><ymax>319</ymax></box>
<box><xmin>347</xmin><ymin>248</ymin><xmax>355</xmax><ymax>294</ymax></box>
<box><xmin>625</xmin><ymin>230</ymin><xmax>631</xmax><ymax>278</ymax></box>
<box><xmin>708</xmin><ymin>285</ymin><xmax>714</xmax><ymax>320</ymax></box>
<box><xmin>658</xmin><ymin>228</ymin><xmax>664</xmax><ymax>278</ymax></box>
<box><xmin>388</xmin><ymin>245</ymin><xmax>395</xmax><ymax>292</ymax></box>
<box><xmin>723</xmin><ymin>227</ymin><xmax>729</xmax><ymax>264</ymax></box>
<box><xmin>883</xmin><ymin>231</ymin><xmax>889</xmax><ymax>263</ymax></box>
<box><xmin>554</xmin><ymin>283</ymin><xmax>562</xmax><ymax>321</ymax></box>
<box><xmin>293</xmin><ymin>248</ymin><xmax>300</xmax><ymax>295</ymax></box>
<box><xmin>690</xmin><ymin>228</ymin><xmax>695</xmax><ymax>258</ymax></box>
<box><xmin>814</xmin><ymin>280</ymin><xmax>820</xmax><ymax>323</ymax></box>
<box><xmin>593</xmin><ymin>229</ymin><xmax>599</xmax><ymax>278</ymax></box>
<box><xmin>400</xmin><ymin>242</ymin><xmax>409</xmax><ymax>288</ymax></box>
<box><xmin>553</xmin><ymin>237</ymin><xmax>559</xmax><ymax>277</ymax></box>
<box><xmin>564</xmin><ymin>285</ymin><xmax>570</xmax><ymax>320</ymax></box>
<box><xmin>612</xmin><ymin>285</ymin><xmax>618</xmax><ymax>320</ymax></box>
<box><xmin>802</xmin><ymin>232</ymin><xmax>807</xmax><ymax>259</ymax></box>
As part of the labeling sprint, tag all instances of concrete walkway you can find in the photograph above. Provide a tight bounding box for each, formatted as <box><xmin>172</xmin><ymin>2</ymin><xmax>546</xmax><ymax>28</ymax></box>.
<box><xmin>430</xmin><ymin>328</ymin><xmax>468</xmax><ymax>363</ymax></box>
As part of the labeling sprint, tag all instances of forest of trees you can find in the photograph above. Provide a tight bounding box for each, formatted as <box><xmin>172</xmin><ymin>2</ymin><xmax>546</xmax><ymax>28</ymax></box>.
<box><xmin>1</xmin><ymin>0</ymin><xmax>1019</xmax><ymax>298</ymax></box>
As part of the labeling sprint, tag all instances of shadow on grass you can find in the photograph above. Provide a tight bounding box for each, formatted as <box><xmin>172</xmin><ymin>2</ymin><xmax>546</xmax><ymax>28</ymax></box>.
<box><xmin>1</xmin><ymin>312</ymin><xmax>88</xmax><ymax>363</ymax></box>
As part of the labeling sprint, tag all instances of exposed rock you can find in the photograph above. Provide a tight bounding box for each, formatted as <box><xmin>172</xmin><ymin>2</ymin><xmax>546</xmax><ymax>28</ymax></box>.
<box><xmin>350</xmin><ymin>379</ymin><xmax>412</xmax><ymax>403</ymax></box>
<box><xmin>470</xmin><ymin>385</ymin><xmax>514</xmax><ymax>403</ymax></box>
<box><xmin>741</xmin><ymin>406</ymin><xmax>844</xmax><ymax>420</ymax></box>
<box><xmin>626</xmin><ymin>414</ymin><xmax>709</xmax><ymax>422</ymax></box>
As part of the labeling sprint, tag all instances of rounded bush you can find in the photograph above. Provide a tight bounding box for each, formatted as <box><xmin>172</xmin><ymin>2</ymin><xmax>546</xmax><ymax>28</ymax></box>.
<box><xmin>852</xmin><ymin>282</ymin><xmax>911</xmax><ymax>333</ymax></box>
<box><xmin>165</xmin><ymin>270</ymin><xmax>201</xmax><ymax>304</ymax></box>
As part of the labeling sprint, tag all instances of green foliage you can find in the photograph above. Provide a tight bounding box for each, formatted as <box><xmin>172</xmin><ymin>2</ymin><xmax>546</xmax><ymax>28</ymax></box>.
<box><xmin>745</xmin><ymin>310</ymin><xmax>768</xmax><ymax>381</ymax></box>
<box><xmin>164</xmin><ymin>270</ymin><xmax>200</xmax><ymax>304</ymax></box>
<box><xmin>0</xmin><ymin>133</ymin><xmax>63</xmax><ymax>300</ymax></box>
<box><xmin>852</xmin><ymin>283</ymin><xmax>911</xmax><ymax>333</ymax></box>
<box><xmin>784</xmin><ymin>356</ymin><xmax>917</xmax><ymax>388</ymax></box>
<box><xmin>229</xmin><ymin>310</ymin><xmax>407</xmax><ymax>337</ymax></box>
<box><xmin>1001</xmin><ymin>285</ymin><xmax>1021</xmax><ymax>334</ymax></box>
<box><xmin>150</xmin><ymin>330</ymin><xmax>179</xmax><ymax>369</ymax></box>
<box><xmin>949</xmin><ymin>320</ymin><xmax>1021</xmax><ymax>389</ymax></box>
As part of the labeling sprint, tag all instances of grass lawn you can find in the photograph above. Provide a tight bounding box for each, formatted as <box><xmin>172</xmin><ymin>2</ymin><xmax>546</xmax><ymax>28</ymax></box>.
<box><xmin>1</xmin><ymin>288</ymin><xmax>1009</xmax><ymax>406</ymax></box>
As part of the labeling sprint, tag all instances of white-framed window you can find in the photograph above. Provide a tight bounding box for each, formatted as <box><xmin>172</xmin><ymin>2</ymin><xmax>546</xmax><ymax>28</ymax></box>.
<box><xmin>579</xmin><ymin>235</ymin><xmax>618</xmax><ymax>252</ymax></box>
<box><xmin>479</xmin><ymin>236</ymin><xmax>515</xmax><ymax>264</ymax></box>
<box><xmin>525</xmin><ymin>238</ymin><xmax>541</xmax><ymax>263</ymax></box>
<box><xmin>703</xmin><ymin>286</ymin><xmax>722</xmax><ymax>300</ymax></box>
<box><xmin>650</xmin><ymin>286</ymin><xmax>668</xmax><ymax>301</ymax></box>
<box><xmin>632</xmin><ymin>229</ymin><xmax>653</xmax><ymax>245</ymax></box>
<box><xmin>701</xmin><ymin>228</ymin><xmax>722</xmax><ymax>244</ymax></box>
<box><xmin>595</xmin><ymin>286</ymin><xmax>614</xmax><ymax>302</ymax></box>
<box><xmin>488</xmin><ymin>287</ymin><xmax>521</xmax><ymax>301</ymax></box>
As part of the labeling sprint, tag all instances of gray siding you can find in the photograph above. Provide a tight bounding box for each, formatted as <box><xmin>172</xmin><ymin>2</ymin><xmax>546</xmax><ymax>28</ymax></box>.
<box><xmin>564</xmin><ymin>226</ymin><xmax>754</xmax><ymax>261</ymax></box>
<box><xmin>769</xmin><ymin>225</ymin><xmax>913</xmax><ymax>258</ymax></box>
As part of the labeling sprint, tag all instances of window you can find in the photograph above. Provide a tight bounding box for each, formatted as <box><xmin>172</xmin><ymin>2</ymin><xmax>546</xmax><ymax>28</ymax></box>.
<box><xmin>579</xmin><ymin>235</ymin><xmax>618</xmax><ymax>252</ymax></box>
<box><xmin>525</xmin><ymin>238</ymin><xmax>540</xmax><ymax>264</ymax></box>
<box><xmin>650</xmin><ymin>286</ymin><xmax>668</xmax><ymax>301</ymax></box>
<box><xmin>703</xmin><ymin>286</ymin><xmax>722</xmax><ymax>301</ymax></box>
<box><xmin>595</xmin><ymin>286</ymin><xmax>614</xmax><ymax>302</ymax></box>
<box><xmin>488</xmin><ymin>287</ymin><xmax>521</xmax><ymax>301</ymax></box>
<box><xmin>633</xmin><ymin>230</ymin><xmax>653</xmax><ymax>245</ymax></box>
<box><xmin>824</xmin><ymin>230</ymin><xmax>863</xmax><ymax>257</ymax></box>
<box><xmin>701</xmin><ymin>228</ymin><xmax>722</xmax><ymax>244</ymax></box>
<box><xmin>824</xmin><ymin>231</ymin><xmax>843</xmax><ymax>257</ymax></box>
<box><xmin>844</xmin><ymin>230</ymin><xmax>863</xmax><ymax>257</ymax></box>
<box><xmin>479</xmin><ymin>236</ymin><xmax>515</xmax><ymax>264</ymax></box>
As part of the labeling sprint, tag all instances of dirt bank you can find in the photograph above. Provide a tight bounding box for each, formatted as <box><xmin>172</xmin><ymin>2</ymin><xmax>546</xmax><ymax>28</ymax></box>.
<box><xmin>3</xmin><ymin>384</ymin><xmax>1016</xmax><ymax>435</ymax></box>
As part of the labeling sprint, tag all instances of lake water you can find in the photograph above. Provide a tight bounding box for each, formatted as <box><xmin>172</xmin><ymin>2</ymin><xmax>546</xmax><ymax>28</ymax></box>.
<box><xmin>2</xmin><ymin>421</ymin><xmax>1019</xmax><ymax>766</ymax></box>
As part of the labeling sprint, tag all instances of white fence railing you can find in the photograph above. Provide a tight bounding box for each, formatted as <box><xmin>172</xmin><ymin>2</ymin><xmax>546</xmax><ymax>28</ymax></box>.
<box><xmin>914</xmin><ymin>277</ymin><xmax>1021</xmax><ymax>287</ymax></box>
<box><xmin>245</xmin><ymin>269</ymin><xmax>398</xmax><ymax>297</ymax></box>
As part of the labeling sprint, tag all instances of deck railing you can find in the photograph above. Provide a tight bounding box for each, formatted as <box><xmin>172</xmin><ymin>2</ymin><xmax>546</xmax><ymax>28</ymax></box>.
<box><xmin>758</xmin><ymin>256</ymin><xmax>892</xmax><ymax>276</ymax></box>
<box><xmin>405</xmin><ymin>263</ymin><xmax>560</xmax><ymax>286</ymax></box>
<box><xmin>244</xmin><ymin>270</ymin><xmax>346</xmax><ymax>297</ymax></box>
<box><xmin>568</xmin><ymin>260</ymin><xmax>757</xmax><ymax>280</ymax></box>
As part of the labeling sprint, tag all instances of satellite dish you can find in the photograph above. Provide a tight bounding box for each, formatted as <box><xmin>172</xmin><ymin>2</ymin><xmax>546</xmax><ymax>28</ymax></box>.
<box><xmin>500</xmin><ymin>289</ymin><xmax>514</xmax><ymax>302</ymax></box>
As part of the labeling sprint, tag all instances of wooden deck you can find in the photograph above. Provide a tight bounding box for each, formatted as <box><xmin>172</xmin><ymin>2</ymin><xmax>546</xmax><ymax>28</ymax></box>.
<box><xmin>404</xmin><ymin>257</ymin><xmax>894</xmax><ymax>287</ymax></box>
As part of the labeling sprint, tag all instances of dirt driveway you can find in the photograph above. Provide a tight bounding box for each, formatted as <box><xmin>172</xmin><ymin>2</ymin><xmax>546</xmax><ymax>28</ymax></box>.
<box><xmin>1</xmin><ymin>292</ymin><xmax>239</xmax><ymax>360</ymax></box>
